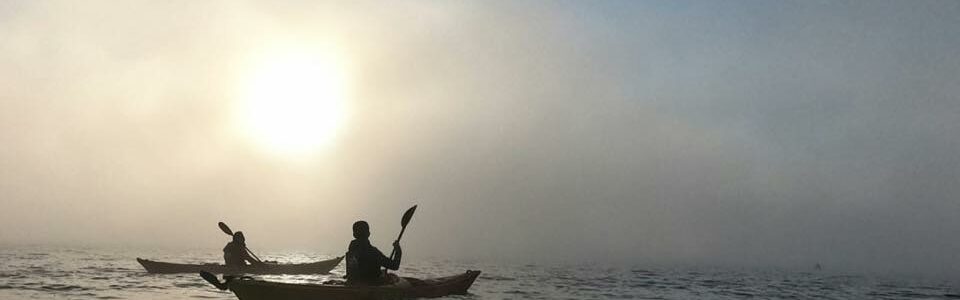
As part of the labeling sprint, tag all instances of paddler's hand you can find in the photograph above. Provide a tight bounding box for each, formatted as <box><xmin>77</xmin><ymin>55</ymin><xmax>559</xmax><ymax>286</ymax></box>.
<box><xmin>392</xmin><ymin>240</ymin><xmax>401</xmax><ymax>250</ymax></box>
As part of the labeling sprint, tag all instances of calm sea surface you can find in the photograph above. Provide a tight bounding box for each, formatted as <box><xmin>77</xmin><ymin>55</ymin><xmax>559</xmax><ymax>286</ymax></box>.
<box><xmin>1</xmin><ymin>246</ymin><xmax>958</xmax><ymax>299</ymax></box>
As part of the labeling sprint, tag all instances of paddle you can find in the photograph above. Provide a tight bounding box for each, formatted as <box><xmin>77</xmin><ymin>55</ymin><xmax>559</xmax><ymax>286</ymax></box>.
<box><xmin>217</xmin><ymin>222</ymin><xmax>234</xmax><ymax>236</ymax></box>
<box><xmin>217</xmin><ymin>221</ymin><xmax>263</xmax><ymax>263</ymax></box>
<box><xmin>199</xmin><ymin>271</ymin><xmax>227</xmax><ymax>290</ymax></box>
<box><xmin>385</xmin><ymin>205</ymin><xmax>417</xmax><ymax>275</ymax></box>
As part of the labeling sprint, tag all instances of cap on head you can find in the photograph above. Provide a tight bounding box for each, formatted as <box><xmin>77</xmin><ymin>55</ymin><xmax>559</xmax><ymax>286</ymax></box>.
<box><xmin>352</xmin><ymin>221</ymin><xmax>370</xmax><ymax>239</ymax></box>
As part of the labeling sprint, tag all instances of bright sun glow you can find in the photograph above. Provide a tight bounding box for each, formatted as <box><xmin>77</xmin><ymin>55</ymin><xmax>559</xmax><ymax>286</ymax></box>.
<box><xmin>237</xmin><ymin>47</ymin><xmax>349</xmax><ymax>157</ymax></box>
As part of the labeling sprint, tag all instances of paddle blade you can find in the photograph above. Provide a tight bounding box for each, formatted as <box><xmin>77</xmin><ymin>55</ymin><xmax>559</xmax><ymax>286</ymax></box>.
<box><xmin>218</xmin><ymin>222</ymin><xmax>234</xmax><ymax>236</ymax></box>
<box><xmin>400</xmin><ymin>205</ymin><xmax>417</xmax><ymax>227</ymax></box>
<box><xmin>199</xmin><ymin>271</ymin><xmax>227</xmax><ymax>290</ymax></box>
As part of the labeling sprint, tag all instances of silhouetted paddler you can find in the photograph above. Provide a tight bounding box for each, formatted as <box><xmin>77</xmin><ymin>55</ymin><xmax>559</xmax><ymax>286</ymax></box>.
<box><xmin>223</xmin><ymin>232</ymin><xmax>262</xmax><ymax>267</ymax></box>
<box><xmin>345</xmin><ymin>221</ymin><xmax>401</xmax><ymax>285</ymax></box>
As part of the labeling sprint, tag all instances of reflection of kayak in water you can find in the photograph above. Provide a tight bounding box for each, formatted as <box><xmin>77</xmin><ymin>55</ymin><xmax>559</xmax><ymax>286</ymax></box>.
<box><xmin>201</xmin><ymin>270</ymin><xmax>481</xmax><ymax>300</ymax></box>
<box><xmin>136</xmin><ymin>256</ymin><xmax>343</xmax><ymax>274</ymax></box>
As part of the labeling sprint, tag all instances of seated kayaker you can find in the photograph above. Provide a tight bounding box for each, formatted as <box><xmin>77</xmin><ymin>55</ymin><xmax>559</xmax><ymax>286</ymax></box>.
<box><xmin>223</xmin><ymin>231</ymin><xmax>262</xmax><ymax>267</ymax></box>
<box><xmin>345</xmin><ymin>221</ymin><xmax>401</xmax><ymax>285</ymax></box>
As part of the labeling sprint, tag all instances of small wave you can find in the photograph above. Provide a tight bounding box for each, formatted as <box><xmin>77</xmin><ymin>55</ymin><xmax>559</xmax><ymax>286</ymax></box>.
<box><xmin>893</xmin><ymin>290</ymin><xmax>930</xmax><ymax>298</ymax></box>
<box><xmin>627</xmin><ymin>280</ymin><xmax>657</xmax><ymax>288</ymax></box>
<box><xmin>504</xmin><ymin>289</ymin><xmax>540</xmax><ymax>295</ymax></box>
<box><xmin>866</xmin><ymin>291</ymin><xmax>895</xmax><ymax>297</ymax></box>
<box><xmin>74</xmin><ymin>292</ymin><xmax>98</xmax><ymax>297</ymax></box>
<box><xmin>80</xmin><ymin>266</ymin><xmax>121</xmax><ymax>272</ymax></box>
<box><xmin>577</xmin><ymin>286</ymin><xmax>602</xmax><ymax>292</ymax></box>
<box><xmin>41</xmin><ymin>284</ymin><xmax>89</xmax><ymax>291</ymax></box>
<box><xmin>728</xmin><ymin>290</ymin><xmax>755</xmax><ymax>297</ymax></box>
<box><xmin>599</xmin><ymin>292</ymin><xmax>633</xmax><ymax>299</ymax></box>
<box><xmin>479</xmin><ymin>275</ymin><xmax>516</xmax><ymax>281</ymax></box>
<box><xmin>700</xmin><ymin>279</ymin><xmax>722</xmax><ymax>287</ymax></box>
<box><xmin>594</xmin><ymin>275</ymin><xmax>619</xmax><ymax>283</ymax></box>
<box><xmin>133</xmin><ymin>284</ymin><xmax>169</xmax><ymax>290</ymax></box>
<box><xmin>173</xmin><ymin>282</ymin><xmax>209</xmax><ymax>288</ymax></box>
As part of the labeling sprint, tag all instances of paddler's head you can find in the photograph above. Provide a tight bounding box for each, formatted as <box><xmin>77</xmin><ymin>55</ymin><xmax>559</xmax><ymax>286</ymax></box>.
<box><xmin>233</xmin><ymin>231</ymin><xmax>246</xmax><ymax>244</ymax></box>
<box><xmin>352</xmin><ymin>221</ymin><xmax>370</xmax><ymax>239</ymax></box>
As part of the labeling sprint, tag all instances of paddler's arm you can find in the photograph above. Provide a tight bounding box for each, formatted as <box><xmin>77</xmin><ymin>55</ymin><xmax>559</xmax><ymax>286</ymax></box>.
<box><xmin>244</xmin><ymin>248</ymin><xmax>265</xmax><ymax>266</ymax></box>
<box><xmin>378</xmin><ymin>241</ymin><xmax>402</xmax><ymax>270</ymax></box>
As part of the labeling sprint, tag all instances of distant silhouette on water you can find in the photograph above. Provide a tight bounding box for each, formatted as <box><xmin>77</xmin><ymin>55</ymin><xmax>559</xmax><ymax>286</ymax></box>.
<box><xmin>345</xmin><ymin>220</ymin><xmax>402</xmax><ymax>285</ymax></box>
<box><xmin>223</xmin><ymin>231</ymin><xmax>262</xmax><ymax>267</ymax></box>
<box><xmin>815</xmin><ymin>263</ymin><xmax>822</xmax><ymax>271</ymax></box>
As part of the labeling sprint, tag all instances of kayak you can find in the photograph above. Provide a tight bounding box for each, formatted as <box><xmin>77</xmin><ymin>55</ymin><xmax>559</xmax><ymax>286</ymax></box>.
<box><xmin>137</xmin><ymin>257</ymin><xmax>343</xmax><ymax>275</ymax></box>
<box><xmin>202</xmin><ymin>270</ymin><xmax>481</xmax><ymax>300</ymax></box>
<box><xmin>136</xmin><ymin>256</ymin><xmax>343</xmax><ymax>275</ymax></box>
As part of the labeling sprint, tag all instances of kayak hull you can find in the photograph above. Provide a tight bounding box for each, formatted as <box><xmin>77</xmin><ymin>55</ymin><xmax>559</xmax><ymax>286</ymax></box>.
<box><xmin>136</xmin><ymin>256</ymin><xmax>343</xmax><ymax>275</ymax></box>
<box><xmin>226</xmin><ymin>270</ymin><xmax>480</xmax><ymax>300</ymax></box>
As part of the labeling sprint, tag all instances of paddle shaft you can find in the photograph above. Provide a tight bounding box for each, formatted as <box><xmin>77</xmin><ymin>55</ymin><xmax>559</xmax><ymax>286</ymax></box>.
<box><xmin>383</xmin><ymin>225</ymin><xmax>407</xmax><ymax>276</ymax></box>
<box><xmin>245</xmin><ymin>246</ymin><xmax>262</xmax><ymax>263</ymax></box>
<box><xmin>389</xmin><ymin>226</ymin><xmax>408</xmax><ymax>259</ymax></box>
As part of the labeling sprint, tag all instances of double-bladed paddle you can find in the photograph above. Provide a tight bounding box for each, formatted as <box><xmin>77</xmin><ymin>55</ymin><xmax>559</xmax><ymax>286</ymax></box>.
<box><xmin>218</xmin><ymin>221</ymin><xmax>263</xmax><ymax>263</ymax></box>
<box><xmin>385</xmin><ymin>205</ymin><xmax>417</xmax><ymax>275</ymax></box>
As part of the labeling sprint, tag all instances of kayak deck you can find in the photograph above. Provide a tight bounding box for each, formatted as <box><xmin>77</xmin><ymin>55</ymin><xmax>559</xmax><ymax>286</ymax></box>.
<box><xmin>224</xmin><ymin>270</ymin><xmax>481</xmax><ymax>300</ymax></box>
<box><xmin>136</xmin><ymin>256</ymin><xmax>343</xmax><ymax>275</ymax></box>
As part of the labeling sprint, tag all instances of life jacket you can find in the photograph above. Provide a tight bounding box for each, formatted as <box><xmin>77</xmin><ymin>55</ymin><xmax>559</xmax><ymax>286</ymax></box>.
<box><xmin>223</xmin><ymin>242</ymin><xmax>246</xmax><ymax>266</ymax></box>
<box><xmin>345</xmin><ymin>239</ymin><xmax>385</xmax><ymax>284</ymax></box>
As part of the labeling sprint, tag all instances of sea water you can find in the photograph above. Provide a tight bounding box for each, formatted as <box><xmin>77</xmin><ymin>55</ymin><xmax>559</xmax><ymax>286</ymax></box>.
<box><xmin>0</xmin><ymin>246</ymin><xmax>957</xmax><ymax>299</ymax></box>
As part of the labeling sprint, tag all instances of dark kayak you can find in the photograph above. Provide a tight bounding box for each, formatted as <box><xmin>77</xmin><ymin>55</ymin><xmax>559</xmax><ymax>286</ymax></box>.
<box><xmin>136</xmin><ymin>256</ymin><xmax>342</xmax><ymax>275</ymax></box>
<box><xmin>201</xmin><ymin>270</ymin><xmax>481</xmax><ymax>300</ymax></box>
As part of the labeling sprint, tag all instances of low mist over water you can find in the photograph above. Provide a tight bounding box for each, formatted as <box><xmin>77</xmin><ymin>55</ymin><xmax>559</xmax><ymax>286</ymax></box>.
<box><xmin>2</xmin><ymin>0</ymin><xmax>960</xmax><ymax>280</ymax></box>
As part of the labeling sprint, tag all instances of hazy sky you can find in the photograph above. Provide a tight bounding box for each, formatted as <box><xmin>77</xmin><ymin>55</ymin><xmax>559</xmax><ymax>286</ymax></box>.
<box><xmin>1</xmin><ymin>1</ymin><xmax>959</xmax><ymax>275</ymax></box>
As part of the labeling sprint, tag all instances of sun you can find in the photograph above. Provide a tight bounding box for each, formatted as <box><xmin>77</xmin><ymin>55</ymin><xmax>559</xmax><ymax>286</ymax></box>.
<box><xmin>236</xmin><ymin>47</ymin><xmax>349</xmax><ymax>157</ymax></box>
